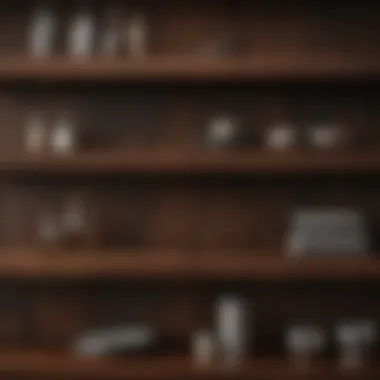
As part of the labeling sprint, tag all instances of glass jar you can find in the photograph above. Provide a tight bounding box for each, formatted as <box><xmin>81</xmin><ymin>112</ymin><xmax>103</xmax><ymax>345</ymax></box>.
<box><xmin>307</xmin><ymin>123</ymin><xmax>349</xmax><ymax>150</ymax></box>
<box><xmin>204</xmin><ymin>116</ymin><xmax>242</xmax><ymax>149</ymax></box>
<box><xmin>285</xmin><ymin>325</ymin><xmax>326</xmax><ymax>369</ymax></box>
<box><xmin>125</xmin><ymin>12</ymin><xmax>148</xmax><ymax>57</ymax></box>
<box><xmin>28</xmin><ymin>5</ymin><xmax>56</xmax><ymax>58</ymax></box>
<box><xmin>335</xmin><ymin>320</ymin><xmax>377</xmax><ymax>369</ymax></box>
<box><xmin>50</xmin><ymin>113</ymin><xmax>77</xmax><ymax>155</ymax></box>
<box><xmin>264</xmin><ymin>123</ymin><xmax>297</xmax><ymax>150</ymax></box>
<box><xmin>67</xmin><ymin>3</ymin><xmax>95</xmax><ymax>59</ymax></box>
<box><xmin>191</xmin><ymin>330</ymin><xmax>217</xmax><ymax>368</ymax></box>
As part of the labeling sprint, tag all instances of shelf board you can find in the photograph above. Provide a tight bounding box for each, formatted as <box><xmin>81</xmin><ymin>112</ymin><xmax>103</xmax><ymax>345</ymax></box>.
<box><xmin>2</xmin><ymin>151</ymin><xmax>380</xmax><ymax>174</ymax></box>
<box><xmin>0</xmin><ymin>56</ymin><xmax>378</xmax><ymax>83</ymax></box>
<box><xmin>0</xmin><ymin>350</ymin><xmax>375</xmax><ymax>379</ymax></box>
<box><xmin>0</xmin><ymin>249</ymin><xmax>378</xmax><ymax>279</ymax></box>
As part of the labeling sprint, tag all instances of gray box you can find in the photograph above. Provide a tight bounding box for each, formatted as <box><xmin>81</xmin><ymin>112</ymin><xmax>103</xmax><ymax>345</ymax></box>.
<box><xmin>285</xmin><ymin>209</ymin><xmax>370</xmax><ymax>257</ymax></box>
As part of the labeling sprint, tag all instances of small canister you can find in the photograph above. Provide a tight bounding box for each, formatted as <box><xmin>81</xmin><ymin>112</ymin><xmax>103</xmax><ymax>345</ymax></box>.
<box><xmin>264</xmin><ymin>123</ymin><xmax>297</xmax><ymax>150</ymax></box>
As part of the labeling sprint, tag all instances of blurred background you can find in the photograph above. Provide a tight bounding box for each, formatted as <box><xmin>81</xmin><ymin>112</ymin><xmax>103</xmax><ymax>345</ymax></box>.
<box><xmin>0</xmin><ymin>0</ymin><xmax>378</xmax><ymax>379</ymax></box>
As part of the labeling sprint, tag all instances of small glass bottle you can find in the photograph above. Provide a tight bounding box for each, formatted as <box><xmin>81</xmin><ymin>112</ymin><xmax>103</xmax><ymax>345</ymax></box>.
<box><xmin>67</xmin><ymin>2</ymin><xmax>95</xmax><ymax>59</ymax></box>
<box><xmin>125</xmin><ymin>12</ymin><xmax>148</xmax><ymax>57</ymax></box>
<box><xmin>28</xmin><ymin>5</ymin><xmax>56</xmax><ymax>58</ymax></box>
<box><xmin>50</xmin><ymin>113</ymin><xmax>76</xmax><ymax>155</ymax></box>
<box><xmin>205</xmin><ymin>116</ymin><xmax>242</xmax><ymax>149</ymax></box>
<box><xmin>191</xmin><ymin>330</ymin><xmax>217</xmax><ymax>368</ymax></box>
<box><xmin>24</xmin><ymin>111</ymin><xmax>47</xmax><ymax>154</ymax></box>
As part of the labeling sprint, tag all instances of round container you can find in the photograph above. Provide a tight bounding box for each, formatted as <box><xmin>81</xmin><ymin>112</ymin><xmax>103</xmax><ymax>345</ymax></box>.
<box><xmin>50</xmin><ymin>114</ymin><xmax>76</xmax><ymax>154</ymax></box>
<box><xmin>264</xmin><ymin>123</ymin><xmax>297</xmax><ymax>150</ymax></box>
<box><xmin>335</xmin><ymin>320</ymin><xmax>377</xmax><ymax>369</ymax></box>
<box><xmin>307</xmin><ymin>124</ymin><xmax>348</xmax><ymax>150</ymax></box>
<box><xmin>285</xmin><ymin>325</ymin><xmax>326</xmax><ymax>368</ymax></box>
<box><xmin>205</xmin><ymin>116</ymin><xmax>242</xmax><ymax>149</ymax></box>
<box><xmin>67</xmin><ymin>5</ymin><xmax>95</xmax><ymax>59</ymax></box>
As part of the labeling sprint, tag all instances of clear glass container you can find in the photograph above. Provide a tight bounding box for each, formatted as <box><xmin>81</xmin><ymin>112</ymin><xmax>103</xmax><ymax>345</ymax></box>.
<box><xmin>307</xmin><ymin>123</ymin><xmax>349</xmax><ymax>150</ymax></box>
<box><xmin>50</xmin><ymin>113</ymin><xmax>77</xmax><ymax>155</ymax></box>
<box><xmin>335</xmin><ymin>320</ymin><xmax>377</xmax><ymax>370</ymax></box>
<box><xmin>28</xmin><ymin>5</ymin><xmax>56</xmax><ymax>58</ymax></box>
<box><xmin>191</xmin><ymin>330</ymin><xmax>217</xmax><ymax>368</ymax></box>
<box><xmin>285</xmin><ymin>325</ymin><xmax>326</xmax><ymax>369</ymax></box>
<box><xmin>205</xmin><ymin>116</ymin><xmax>242</xmax><ymax>149</ymax></box>
<box><xmin>125</xmin><ymin>12</ymin><xmax>148</xmax><ymax>57</ymax></box>
<box><xmin>264</xmin><ymin>123</ymin><xmax>297</xmax><ymax>150</ymax></box>
<box><xmin>67</xmin><ymin>2</ymin><xmax>95</xmax><ymax>58</ymax></box>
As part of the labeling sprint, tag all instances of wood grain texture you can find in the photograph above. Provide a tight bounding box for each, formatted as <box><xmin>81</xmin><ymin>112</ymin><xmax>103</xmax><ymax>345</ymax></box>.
<box><xmin>0</xmin><ymin>56</ymin><xmax>378</xmax><ymax>83</ymax></box>
<box><xmin>0</xmin><ymin>350</ymin><xmax>377</xmax><ymax>379</ymax></box>
<box><xmin>1</xmin><ymin>151</ymin><xmax>380</xmax><ymax>174</ymax></box>
<box><xmin>0</xmin><ymin>250</ymin><xmax>377</xmax><ymax>279</ymax></box>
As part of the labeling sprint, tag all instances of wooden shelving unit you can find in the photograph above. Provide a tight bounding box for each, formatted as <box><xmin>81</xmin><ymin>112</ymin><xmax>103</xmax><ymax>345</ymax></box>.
<box><xmin>0</xmin><ymin>2</ymin><xmax>378</xmax><ymax>380</ymax></box>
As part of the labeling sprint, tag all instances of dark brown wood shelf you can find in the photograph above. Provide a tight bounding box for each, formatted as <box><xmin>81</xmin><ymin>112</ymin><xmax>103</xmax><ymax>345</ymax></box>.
<box><xmin>2</xmin><ymin>151</ymin><xmax>380</xmax><ymax>174</ymax></box>
<box><xmin>0</xmin><ymin>351</ymin><xmax>376</xmax><ymax>379</ymax></box>
<box><xmin>0</xmin><ymin>56</ymin><xmax>378</xmax><ymax>83</ymax></box>
<box><xmin>0</xmin><ymin>350</ymin><xmax>375</xmax><ymax>379</ymax></box>
<box><xmin>0</xmin><ymin>249</ymin><xmax>378</xmax><ymax>280</ymax></box>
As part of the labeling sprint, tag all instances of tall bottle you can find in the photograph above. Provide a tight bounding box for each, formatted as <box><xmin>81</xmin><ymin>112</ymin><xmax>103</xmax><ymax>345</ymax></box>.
<box><xmin>28</xmin><ymin>5</ymin><xmax>56</xmax><ymax>58</ymax></box>
<box><xmin>67</xmin><ymin>2</ymin><xmax>95</xmax><ymax>59</ymax></box>
<box><xmin>215</xmin><ymin>295</ymin><xmax>251</xmax><ymax>366</ymax></box>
